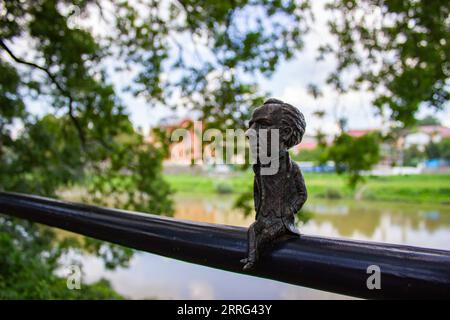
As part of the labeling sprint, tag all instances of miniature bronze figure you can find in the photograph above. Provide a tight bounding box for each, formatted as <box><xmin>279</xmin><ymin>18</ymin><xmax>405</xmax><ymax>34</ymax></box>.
<box><xmin>241</xmin><ymin>98</ymin><xmax>307</xmax><ymax>271</ymax></box>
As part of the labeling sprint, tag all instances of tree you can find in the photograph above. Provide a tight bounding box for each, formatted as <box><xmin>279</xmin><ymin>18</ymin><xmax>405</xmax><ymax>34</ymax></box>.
<box><xmin>291</xmin><ymin>147</ymin><xmax>325</xmax><ymax>162</ymax></box>
<box><xmin>315</xmin><ymin>0</ymin><xmax>448</xmax><ymax>186</ymax></box>
<box><xmin>416</xmin><ymin>115</ymin><xmax>441</xmax><ymax>126</ymax></box>
<box><xmin>438</xmin><ymin>139</ymin><xmax>450</xmax><ymax>160</ymax></box>
<box><xmin>325</xmin><ymin>132</ymin><xmax>380</xmax><ymax>188</ymax></box>
<box><xmin>403</xmin><ymin>144</ymin><xmax>425</xmax><ymax>167</ymax></box>
<box><xmin>1</xmin><ymin>0</ymin><xmax>312</xmax><ymax>194</ymax></box>
<box><xmin>425</xmin><ymin>141</ymin><xmax>441</xmax><ymax>160</ymax></box>
<box><xmin>321</xmin><ymin>0</ymin><xmax>449</xmax><ymax>126</ymax></box>
<box><xmin>425</xmin><ymin>138</ymin><xmax>450</xmax><ymax>161</ymax></box>
<box><xmin>0</xmin><ymin>216</ymin><xmax>124</xmax><ymax>299</ymax></box>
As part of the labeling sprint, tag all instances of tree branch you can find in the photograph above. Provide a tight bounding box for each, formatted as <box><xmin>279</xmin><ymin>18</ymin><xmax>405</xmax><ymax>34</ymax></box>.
<box><xmin>0</xmin><ymin>39</ymin><xmax>86</xmax><ymax>147</ymax></box>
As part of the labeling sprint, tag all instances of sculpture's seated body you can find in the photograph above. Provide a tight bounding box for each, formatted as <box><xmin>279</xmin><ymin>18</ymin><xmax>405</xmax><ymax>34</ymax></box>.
<box><xmin>241</xmin><ymin>98</ymin><xmax>307</xmax><ymax>271</ymax></box>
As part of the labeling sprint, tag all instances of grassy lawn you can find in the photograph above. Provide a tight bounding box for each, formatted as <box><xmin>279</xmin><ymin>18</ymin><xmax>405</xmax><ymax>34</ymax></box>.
<box><xmin>164</xmin><ymin>172</ymin><xmax>450</xmax><ymax>205</ymax></box>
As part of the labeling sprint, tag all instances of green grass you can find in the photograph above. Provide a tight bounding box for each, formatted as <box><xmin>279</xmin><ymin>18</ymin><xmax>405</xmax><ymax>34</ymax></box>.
<box><xmin>164</xmin><ymin>172</ymin><xmax>254</xmax><ymax>194</ymax></box>
<box><xmin>358</xmin><ymin>174</ymin><xmax>450</xmax><ymax>204</ymax></box>
<box><xmin>164</xmin><ymin>172</ymin><xmax>450</xmax><ymax>205</ymax></box>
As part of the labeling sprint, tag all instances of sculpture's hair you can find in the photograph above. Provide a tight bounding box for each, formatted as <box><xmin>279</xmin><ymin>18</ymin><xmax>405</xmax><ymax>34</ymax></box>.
<box><xmin>264</xmin><ymin>98</ymin><xmax>306</xmax><ymax>148</ymax></box>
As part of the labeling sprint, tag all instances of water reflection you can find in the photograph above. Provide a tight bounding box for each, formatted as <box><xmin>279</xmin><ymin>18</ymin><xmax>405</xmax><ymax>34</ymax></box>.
<box><xmin>303</xmin><ymin>200</ymin><xmax>450</xmax><ymax>249</ymax></box>
<box><xmin>174</xmin><ymin>194</ymin><xmax>450</xmax><ymax>250</ymax></box>
<box><xmin>81</xmin><ymin>253</ymin><xmax>350</xmax><ymax>299</ymax></box>
<box><xmin>80</xmin><ymin>193</ymin><xmax>450</xmax><ymax>299</ymax></box>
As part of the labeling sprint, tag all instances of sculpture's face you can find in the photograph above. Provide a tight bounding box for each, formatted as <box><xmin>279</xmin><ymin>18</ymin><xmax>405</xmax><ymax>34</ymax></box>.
<box><xmin>246</xmin><ymin>104</ymin><xmax>285</xmax><ymax>161</ymax></box>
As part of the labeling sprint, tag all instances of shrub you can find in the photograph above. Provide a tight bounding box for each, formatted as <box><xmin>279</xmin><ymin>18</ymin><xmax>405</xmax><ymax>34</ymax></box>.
<box><xmin>317</xmin><ymin>188</ymin><xmax>343</xmax><ymax>199</ymax></box>
<box><xmin>215</xmin><ymin>183</ymin><xmax>234</xmax><ymax>194</ymax></box>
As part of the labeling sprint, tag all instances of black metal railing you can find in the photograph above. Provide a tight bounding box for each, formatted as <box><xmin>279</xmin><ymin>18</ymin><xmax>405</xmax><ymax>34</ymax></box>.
<box><xmin>1</xmin><ymin>191</ymin><xmax>450</xmax><ymax>299</ymax></box>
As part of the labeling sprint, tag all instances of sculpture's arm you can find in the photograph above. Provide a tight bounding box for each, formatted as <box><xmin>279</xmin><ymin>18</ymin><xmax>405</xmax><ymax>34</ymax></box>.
<box><xmin>253</xmin><ymin>175</ymin><xmax>260</xmax><ymax>219</ymax></box>
<box><xmin>291</xmin><ymin>166</ymin><xmax>308</xmax><ymax>214</ymax></box>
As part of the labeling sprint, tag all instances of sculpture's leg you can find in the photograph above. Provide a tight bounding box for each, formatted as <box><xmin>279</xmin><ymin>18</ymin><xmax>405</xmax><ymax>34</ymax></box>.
<box><xmin>242</xmin><ymin>222</ymin><xmax>287</xmax><ymax>271</ymax></box>
<box><xmin>240</xmin><ymin>222</ymin><xmax>256</xmax><ymax>265</ymax></box>
<box><xmin>243</xmin><ymin>226</ymin><xmax>272</xmax><ymax>271</ymax></box>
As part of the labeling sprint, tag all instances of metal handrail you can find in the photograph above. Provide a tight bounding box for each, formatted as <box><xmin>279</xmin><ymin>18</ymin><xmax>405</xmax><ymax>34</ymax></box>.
<box><xmin>1</xmin><ymin>191</ymin><xmax>449</xmax><ymax>299</ymax></box>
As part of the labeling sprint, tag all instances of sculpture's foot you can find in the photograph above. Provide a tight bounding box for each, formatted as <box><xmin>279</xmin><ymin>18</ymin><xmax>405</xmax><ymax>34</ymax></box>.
<box><xmin>243</xmin><ymin>261</ymin><xmax>255</xmax><ymax>271</ymax></box>
<box><xmin>240</xmin><ymin>258</ymin><xmax>248</xmax><ymax>264</ymax></box>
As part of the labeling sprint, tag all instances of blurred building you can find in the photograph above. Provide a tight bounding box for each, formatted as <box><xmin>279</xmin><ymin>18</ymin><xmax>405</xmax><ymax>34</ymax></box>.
<box><xmin>347</xmin><ymin>129</ymin><xmax>375</xmax><ymax>137</ymax></box>
<box><xmin>148</xmin><ymin>118</ymin><xmax>246</xmax><ymax>170</ymax></box>
<box><xmin>291</xmin><ymin>134</ymin><xmax>318</xmax><ymax>154</ymax></box>
<box><xmin>403</xmin><ymin>125</ymin><xmax>450</xmax><ymax>151</ymax></box>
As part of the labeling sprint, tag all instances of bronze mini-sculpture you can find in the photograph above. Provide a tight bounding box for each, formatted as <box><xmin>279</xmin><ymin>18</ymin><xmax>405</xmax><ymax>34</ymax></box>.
<box><xmin>241</xmin><ymin>98</ymin><xmax>307</xmax><ymax>271</ymax></box>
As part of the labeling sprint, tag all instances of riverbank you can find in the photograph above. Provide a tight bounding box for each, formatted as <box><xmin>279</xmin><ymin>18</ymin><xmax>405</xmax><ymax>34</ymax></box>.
<box><xmin>164</xmin><ymin>173</ymin><xmax>450</xmax><ymax>205</ymax></box>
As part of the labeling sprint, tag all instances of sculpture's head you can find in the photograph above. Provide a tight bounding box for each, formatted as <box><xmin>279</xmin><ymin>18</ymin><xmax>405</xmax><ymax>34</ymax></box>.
<box><xmin>246</xmin><ymin>98</ymin><xmax>306</xmax><ymax>157</ymax></box>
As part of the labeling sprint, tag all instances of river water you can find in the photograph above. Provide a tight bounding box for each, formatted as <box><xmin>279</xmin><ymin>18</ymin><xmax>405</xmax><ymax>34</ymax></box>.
<box><xmin>71</xmin><ymin>193</ymin><xmax>450</xmax><ymax>299</ymax></box>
